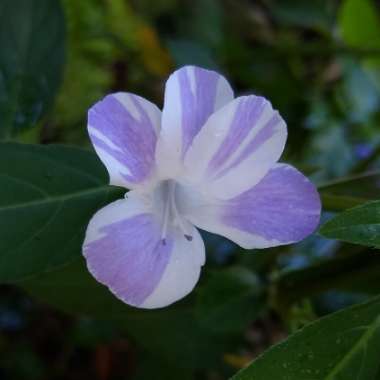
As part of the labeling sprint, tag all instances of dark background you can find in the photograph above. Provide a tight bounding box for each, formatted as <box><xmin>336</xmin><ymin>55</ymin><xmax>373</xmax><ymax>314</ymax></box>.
<box><xmin>1</xmin><ymin>0</ymin><xmax>380</xmax><ymax>379</ymax></box>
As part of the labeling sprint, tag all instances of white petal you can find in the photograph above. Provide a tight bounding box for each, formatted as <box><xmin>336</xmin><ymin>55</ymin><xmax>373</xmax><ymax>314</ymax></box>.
<box><xmin>183</xmin><ymin>95</ymin><xmax>287</xmax><ymax>199</ymax></box>
<box><xmin>140</xmin><ymin>222</ymin><xmax>205</xmax><ymax>309</ymax></box>
<box><xmin>83</xmin><ymin>192</ymin><xmax>205</xmax><ymax>309</ymax></box>
<box><xmin>177</xmin><ymin>164</ymin><xmax>321</xmax><ymax>249</ymax></box>
<box><xmin>156</xmin><ymin>66</ymin><xmax>234</xmax><ymax>178</ymax></box>
<box><xmin>88</xmin><ymin>92</ymin><xmax>161</xmax><ymax>189</ymax></box>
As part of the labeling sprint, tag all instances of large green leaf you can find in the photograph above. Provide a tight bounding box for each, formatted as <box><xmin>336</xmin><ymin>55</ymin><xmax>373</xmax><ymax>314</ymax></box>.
<box><xmin>339</xmin><ymin>0</ymin><xmax>380</xmax><ymax>49</ymax></box>
<box><xmin>0</xmin><ymin>0</ymin><xmax>65</xmax><ymax>138</ymax></box>
<box><xmin>0</xmin><ymin>143</ymin><xmax>123</xmax><ymax>282</ymax></box>
<box><xmin>319</xmin><ymin>201</ymin><xmax>380</xmax><ymax>248</ymax></box>
<box><xmin>231</xmin><ymin>296</ymin><xmax>380</xmax><ymax>380</ymax></box>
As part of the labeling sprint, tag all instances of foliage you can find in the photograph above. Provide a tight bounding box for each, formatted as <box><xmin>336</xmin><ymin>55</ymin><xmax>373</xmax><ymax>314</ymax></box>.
<box><xmin>1</xmin><ymin>0</ymin><xmax>380</xmax><ymax>379</ymax></box>
<box><xmin>0</xmin><ymin>0</ymin><xmax>65</xmax><ymax>139</ymax></box>
<box><xmin>232</xmin><ymin>296</ymin><xmax>380</xmax><ymax>380</ymax></box>
<box><xmin>0</xmin><ymin>143</ymin><xmax>123</xmax><ymax>281</ymax></box>
<box><xmin>320</xmin><ymin>201</ymin><xmax>380</xmax><ymax>248</ymax></box>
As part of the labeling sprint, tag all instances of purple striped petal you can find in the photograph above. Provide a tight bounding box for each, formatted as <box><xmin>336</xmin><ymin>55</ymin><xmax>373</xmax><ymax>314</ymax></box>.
<box><xmin>83</xmin><ymin>197</ymin><xmax>205</xmax><ymax>309</ymax></box>
<box><xmin>88</xmin><ymin>92</ymin><xmax>161</xmax><ymax>188</ymax></box>
<box><xmin>207</xmin><ymin>97</ymin><xmax>267</xmax><ymax>174</ymax></box>
<box><xmin>223</xmin><ymin>164</ymin><xmax>321</xmax><ymax>246</ymax></box>
<box><xmin>156</xmin><ymin>66</ymin><xmax>234</xmax><ymax>178</ymax></box>
<box><xmin>179</xmin><ymin>164</ymin><xmax>321</xmax><ymax>249</ymax></box>
<box><xmin>184</xmin><ymin>96</ymin><xmax>287</xmax><ymax>199</ymax></box>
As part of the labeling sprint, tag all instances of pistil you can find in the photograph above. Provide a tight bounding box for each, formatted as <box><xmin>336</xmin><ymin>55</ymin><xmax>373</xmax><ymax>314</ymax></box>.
<box><xmin>160</xmin><ymin>180</ymin><xmax>193</xmax><ymax>244</ymax></box>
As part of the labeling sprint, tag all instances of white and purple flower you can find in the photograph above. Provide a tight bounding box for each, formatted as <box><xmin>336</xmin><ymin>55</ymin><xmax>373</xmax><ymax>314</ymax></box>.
<box><xmin>83</xmin><ymin>66</ymin><xmax>321</xmax><ymax>309</ymax></box>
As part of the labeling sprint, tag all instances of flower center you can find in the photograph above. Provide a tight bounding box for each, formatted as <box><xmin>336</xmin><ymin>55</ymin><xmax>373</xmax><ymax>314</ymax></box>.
<box><xmin>158</xmin><ymin>180</ymin><xmax>192</xmax><ymax>245</ymax></box>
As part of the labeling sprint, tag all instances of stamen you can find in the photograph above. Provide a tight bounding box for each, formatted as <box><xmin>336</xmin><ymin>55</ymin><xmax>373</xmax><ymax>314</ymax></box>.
<box><xmin>169</xmin><ymin>185</ymin><xmax>193</xmax><ymax>242</ymax></box>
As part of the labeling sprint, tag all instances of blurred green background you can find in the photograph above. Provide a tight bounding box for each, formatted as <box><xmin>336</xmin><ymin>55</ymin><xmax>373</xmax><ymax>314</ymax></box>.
<box><xmin>1</xmin><ymin>0</ymin><xmax>380</xmax><ymax>379</ymax></box>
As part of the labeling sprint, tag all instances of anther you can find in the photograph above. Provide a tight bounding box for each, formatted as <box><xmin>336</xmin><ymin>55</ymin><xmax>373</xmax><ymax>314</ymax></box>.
<box><xmin>184</xmin><ymin>234</ymin><xmax>193</xmax><ymax>241</ymax></box>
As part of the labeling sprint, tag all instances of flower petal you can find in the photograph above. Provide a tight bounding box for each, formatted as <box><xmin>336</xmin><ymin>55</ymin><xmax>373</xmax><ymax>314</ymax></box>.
<box><xmin>156</xmin><ymin>66</ymin><xmax>234</xmax><ymax>177</ymax></box>
<box><xmin>141</xmin><ymin>221</ymin><xmax>205</xmax><ymax>309</ymax></box>
<box><xmin>88</xmin><ymin>92</ymin><xmax>161</xmax><ymax>189</ymax></box>
<box><xmin>183</xmin><ymin>95</ymin><xmax>287</xmax><ymax>199</ymax></box>
<box><xmin>83</xmin><ymin>196</ymin><xmax>205</xmax><ymax>309</ymax></box>
<box><xmin>178</xmin><ymin>164</ymin><xmax>321</xmax><ymax>249</ymax></box>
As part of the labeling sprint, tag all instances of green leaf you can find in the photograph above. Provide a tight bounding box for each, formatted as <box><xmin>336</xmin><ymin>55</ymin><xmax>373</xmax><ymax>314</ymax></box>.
<box><xmin>0</xmin><ymin>0</ymin><xmax>65</xmax><ymax>139</ymax></box>
<box><xmin>0</xmin><ymin>143</ymin><xmax>123</xmax><ymax>282</ymax></box>
<box><xmin>231</xmin><ymin>296</ymin><xmax>380</xmax><ymax>380</ymax></box>
<box><xmin>319</xmin><ymin>201</ymin><xmax>380</xmax><ymax>248</ymax></box>
<box><xmin>195</xmin><ymin>267</ymin><xmax>264</xmax><ymax>333</ymax></box>
<box><xmin>339</xmin><ymin>0</ymin><xmax>380</xmax><ymax>49</ymax></box>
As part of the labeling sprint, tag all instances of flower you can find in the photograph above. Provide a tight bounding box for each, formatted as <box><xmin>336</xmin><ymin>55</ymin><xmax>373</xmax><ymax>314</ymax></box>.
<box><xmin>83</xmin><ymin>66</ymin><xmax>321</xmax><ymax>309</ymax></box>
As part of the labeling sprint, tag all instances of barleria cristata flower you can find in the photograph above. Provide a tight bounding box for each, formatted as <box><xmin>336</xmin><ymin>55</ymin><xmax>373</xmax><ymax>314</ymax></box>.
<box><xmin>83</xmin><ymin>66</ymin><xmax>321</xmax><ymax>309</ymax></box>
